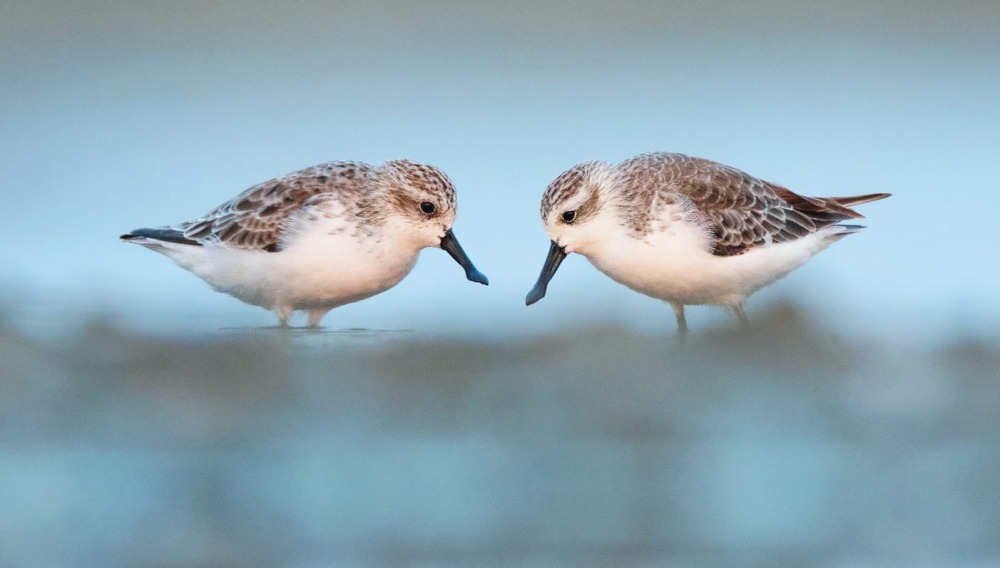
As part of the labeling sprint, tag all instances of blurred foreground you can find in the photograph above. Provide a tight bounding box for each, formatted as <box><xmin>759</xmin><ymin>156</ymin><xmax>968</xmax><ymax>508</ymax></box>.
<box><xmin>1</xmin><ymin>305</ymin><xmax>998</xmax><ymax>567</ymax></box>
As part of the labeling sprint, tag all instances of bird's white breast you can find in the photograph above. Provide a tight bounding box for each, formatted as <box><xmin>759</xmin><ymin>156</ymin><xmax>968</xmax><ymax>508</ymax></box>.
<box><xmin>154</xmin><ymin>215</ymin><xmax>421</xmax><ymax>311</ymax></box>
<box><xmin>581</xmin><ymin>207</ymin><xmax>825</xmax><ymax>306</ymax></box>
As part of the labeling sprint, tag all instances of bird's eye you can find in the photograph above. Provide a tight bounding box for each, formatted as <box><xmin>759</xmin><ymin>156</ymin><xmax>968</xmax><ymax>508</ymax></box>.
<box><xmin>420</xmin><ymin>201</ymin><xmax>436</xmax><ymax>215</ymax></box>
<box><xmin>562</xmin><ymin>210</ymin><xmax>577</xmax><ymax>223</ymax></box>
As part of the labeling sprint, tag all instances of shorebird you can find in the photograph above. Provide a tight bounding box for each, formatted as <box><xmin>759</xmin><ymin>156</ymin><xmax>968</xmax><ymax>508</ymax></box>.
<box><xmin>122</xmin><ymin>160</ymin><xmax>488</xmax><ymax>326</ymax></box>
<box><xmin>525</xmin><ymin>152</ymin><xmax>889</xmax><ymax>333</ymax></box>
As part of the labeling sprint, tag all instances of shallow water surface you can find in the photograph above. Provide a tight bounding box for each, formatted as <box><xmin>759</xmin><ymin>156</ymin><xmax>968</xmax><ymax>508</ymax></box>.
<box><xmin>2</xmin><ymin>305</ymin><xmax>998</xmax><ymax>566</ymax></box>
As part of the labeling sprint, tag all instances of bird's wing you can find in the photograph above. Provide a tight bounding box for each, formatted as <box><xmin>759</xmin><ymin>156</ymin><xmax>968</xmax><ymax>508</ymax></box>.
<box><xmin>178</xmin><ymin>161</ymin><xmax>372</xmax><ymax>252</ymax></box>
<box><xmin>621</xmin><ymin>153</ymin><xmax>871</xmax><ymax>257</ymax></box>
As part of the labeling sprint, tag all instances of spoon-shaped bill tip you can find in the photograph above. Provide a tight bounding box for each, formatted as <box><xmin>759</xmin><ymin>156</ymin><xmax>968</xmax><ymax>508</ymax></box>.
<box><xmin>440</xmin><ymin>229</ymin><xmax>488</xmax><ymax>286</ymax></box>
<box><xmin>525</xmin><ymin>283</ymin><xmax>547</xmax><ymax>306</ymax></box>
<box><xmin>466</xmin><ymin>267</ymin><xmax>489</xmax><ymax>286</ymax></box>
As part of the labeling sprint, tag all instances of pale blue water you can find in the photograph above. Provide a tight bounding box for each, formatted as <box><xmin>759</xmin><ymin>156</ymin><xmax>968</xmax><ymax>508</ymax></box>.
<box><xmin>2</xmin><ymin>310</ymin><xmax>999</xmax><ymax>566</ymax></box>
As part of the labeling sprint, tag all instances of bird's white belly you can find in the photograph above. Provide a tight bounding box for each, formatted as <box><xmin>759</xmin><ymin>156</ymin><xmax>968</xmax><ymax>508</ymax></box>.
<box><xmin>160</xmin><ymin>234</ymin><xmax>418</xmax><ymax>311</ymax></box>
<box><xmin>584</xmin><ymin>226</ymin><xmax>820</xmax><ymax>306</ymax></box>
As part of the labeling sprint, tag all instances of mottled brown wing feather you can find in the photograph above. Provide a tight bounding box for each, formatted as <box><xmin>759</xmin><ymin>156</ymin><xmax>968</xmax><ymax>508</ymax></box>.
<box><xmin>179</xmin><ymin>162</ymin><xmax>371</xmax><ymax>252</ymax></box>
<box><xmin>622</xmin><ymin>153</ymin><xmax>887</xmax><ymax>257</ymax></box>
<box><xmin>675</xmin><ymin>160</ymin><xmax>821</xmax><ymax>256</ymax></box>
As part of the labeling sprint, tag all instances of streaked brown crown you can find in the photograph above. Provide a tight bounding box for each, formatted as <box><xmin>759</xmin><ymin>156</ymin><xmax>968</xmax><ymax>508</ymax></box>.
<box><xmin>539</xmin><ymin>161</ymin><xmax>607</xmax><ymax>222</ymax></box>
<box><xmin>373</xmin><ymin>160</ymin><xmax>458</xmax><ymax>223</ymax></box>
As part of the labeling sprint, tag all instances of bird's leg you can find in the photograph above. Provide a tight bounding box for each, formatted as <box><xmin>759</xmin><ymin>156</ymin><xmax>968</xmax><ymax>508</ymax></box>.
<box><xmin>732</xmin><ymin>303</ymin><xmax>750</xmax><ymax>328</ymax></box>
<box><xmin>275</xmin><ymin>306</ymin><xmax>293</xmax><ymax>327</ymax></box>
<box><xmin>306</xmin><ymin>309</ymin><xmax>329</xmax><ymax>328</ymax></box>
<box><xmin>670</xmin><ymin>302</ymin><xmax>688</xmax><ymax>335</ymax></box>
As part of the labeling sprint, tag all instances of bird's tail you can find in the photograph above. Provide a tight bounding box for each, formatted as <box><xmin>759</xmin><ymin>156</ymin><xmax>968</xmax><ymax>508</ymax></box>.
<box><xmin>120</xmin><ymin>227</ymin><xmax>201</xmax><ymax>246</ymax></box>
<box><xmin>828</xmin><ymin>193</ymin><xmax>892</xmax><ymax>209</ymax></box>
<box><xmin>776</xmin><ymin>189</ymin><xmax>891</xmax><ymax>222</ymax></box>
<box><xmin>808</xmin><ymin>224</ymin><xmax>867</xmax><ymax>253</ymax></box>
<box><xmin>829</xmin><ymin>224</ymin><xmax>866</xmax><ymax>236</ymax></box>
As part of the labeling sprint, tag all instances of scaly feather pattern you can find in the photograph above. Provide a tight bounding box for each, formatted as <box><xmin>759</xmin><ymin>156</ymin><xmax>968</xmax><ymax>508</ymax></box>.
<box><xmin>177</xmin><ymin>162</ymin><xmax>372</xmax><ymax>252</ymax></box>
<box><xmin>616</xmin><ymin>153</ymin><xmax>890</xmax><ymax>256</ymax></box>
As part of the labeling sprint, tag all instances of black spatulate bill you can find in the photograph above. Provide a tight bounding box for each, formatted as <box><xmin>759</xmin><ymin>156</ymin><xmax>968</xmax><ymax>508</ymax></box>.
<box><xmin>525</xmin><ymin>240</ymin><xmax>566</xmax><ymax>305</ymax></box>
<box><xmin>440</xmin><ymin>229</ymin><xmax>489</xmax><ymax>285</ymax></box>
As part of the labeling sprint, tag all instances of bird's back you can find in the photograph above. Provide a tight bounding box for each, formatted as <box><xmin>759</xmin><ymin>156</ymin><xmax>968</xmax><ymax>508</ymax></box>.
<box><xmin>616</xmin><ymin>152</ymin><xmax>889</xmax><ymax>257</ymax></box>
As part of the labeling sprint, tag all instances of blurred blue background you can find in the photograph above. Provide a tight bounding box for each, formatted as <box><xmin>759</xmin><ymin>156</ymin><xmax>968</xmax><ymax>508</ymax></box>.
<box><xmin>2</xmin><ymin>2</ymin><xmax>1000</xmax><ymax>567</ymax></box>
<box><xmin>2</xmin><ymin>0</ymin><xmax>998</xmax><ymax>338</ymax></box>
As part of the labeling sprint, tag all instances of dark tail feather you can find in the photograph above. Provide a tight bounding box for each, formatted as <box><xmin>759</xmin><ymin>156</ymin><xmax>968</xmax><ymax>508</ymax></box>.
<box><xmin>829</xmin><ymin>193</ymin><xmax>892</xmax><ymax>208</ymax></box>
<box><xmin>774</xmin><ymin>187</ymin><xmax>891</xmax><ymax>224</ymax></box>
<box><xmin>776</xmin><ymin>190</ymin><xmax>865</xmax><ymax>222</ymax></box>
<box><xmin>120</xmin><ymin>227</ymin><xmax>202</xmax><ymax>246</ymax></box>
<box><xmin>836</xmin><ymin>224</ymin><xmax>867</xmax><ymax>234</ymax></box>
<box><xmin>818</xmin><ymin>224</ymin><xmax>867</xmax><ymax>246</ymax></box>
